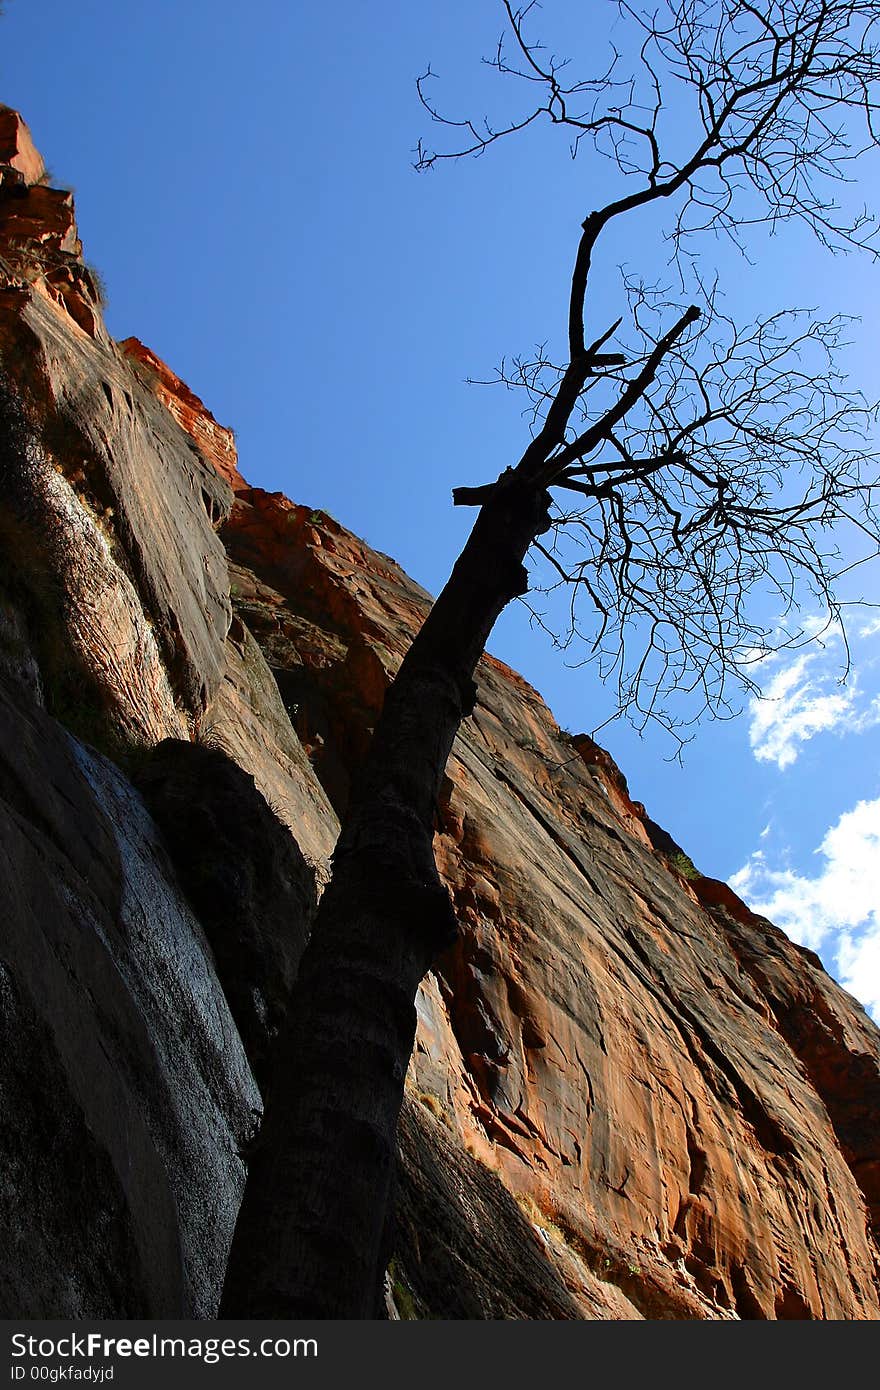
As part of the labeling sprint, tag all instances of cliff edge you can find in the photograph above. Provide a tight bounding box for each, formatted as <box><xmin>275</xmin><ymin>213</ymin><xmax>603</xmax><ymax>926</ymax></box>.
<box><xmin>1</xmin><ymin>105</ymin><xmax>879</xmax><ymax>1319</ymax></box>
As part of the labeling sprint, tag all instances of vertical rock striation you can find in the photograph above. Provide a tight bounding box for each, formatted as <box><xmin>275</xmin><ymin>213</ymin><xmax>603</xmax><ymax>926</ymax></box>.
<box><xmin>0</xmin><ymin>107</ymin><xmax>337</xmax><ymax>1317</ymax></box>
<box><xmin>219</xmin><ymin>492</ymin><xmax>880</xmax><ymax>1320</ymax></box>
<box><xmin>1</xmin><ymin>104</ymin><xmax>879</xmax><ymax>1318</ymax></box>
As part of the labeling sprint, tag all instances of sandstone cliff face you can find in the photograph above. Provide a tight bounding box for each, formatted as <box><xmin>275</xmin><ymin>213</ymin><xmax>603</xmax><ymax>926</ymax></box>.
<box><xmin>0</xmin><ymin>678</ymin><xmax>260</xmax><ymax>1316</ymax></box>
<box><xmin>219</xmin><ymin>488</ymin><xmax>880</xmax><ymax>1320</ymax></box>
<box><xmin>1</xmin><ymin>105</ymin><xmax>879</xmax><ymax>1320</ymax></box>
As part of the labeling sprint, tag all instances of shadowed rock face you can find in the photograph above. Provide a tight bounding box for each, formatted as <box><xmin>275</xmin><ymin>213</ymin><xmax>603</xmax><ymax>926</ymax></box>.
<box><xmin>0</xmin><ymin>112</ymin><xmax>331</xmax><ymax>1319</ymax></box>
<box><xmin>0</xmin><ymin>107</ymin><xmax>233</xmax><ymax>741</ymax></box>
<box><xmin>133</xmin><ymin>739</ymin><xmax>318</xmax><ymax>1092</ymax></box>
<box><xmin>220</xmin><ymin>487</ymin><xmax>880</xmax><ymax>1321</ymax></box>
<box><xmin>1</xmin><ymin>105</ymin><xmax>880</xmax><ymax>1319</ymax></box>
<box><xmin>0</xmin><ymin>285</ymin><xmax>233</xmax><ymax>728</ymax></box>
<box><xmin>0</xmin><ymin>680</ymin><xmax>260</xmax><ymax>1317</ymax></box>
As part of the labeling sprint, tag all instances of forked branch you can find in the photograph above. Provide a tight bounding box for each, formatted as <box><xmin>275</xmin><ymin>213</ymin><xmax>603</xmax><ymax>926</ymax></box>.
<box><xmin>421</xmin><ymin>0</ymin><xmax>880</xmax><ymax>738</ymax></box>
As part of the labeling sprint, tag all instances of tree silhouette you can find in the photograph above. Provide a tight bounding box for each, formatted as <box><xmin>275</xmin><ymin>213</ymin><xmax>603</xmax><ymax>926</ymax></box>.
<box><xmin>221</xmin><ymin>0</ymin><xmax>880</xmax><ymax>1318</ymax></box>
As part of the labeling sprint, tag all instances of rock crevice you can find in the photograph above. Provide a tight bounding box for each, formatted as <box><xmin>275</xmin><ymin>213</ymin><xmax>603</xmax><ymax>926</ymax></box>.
<box><xmin>0</xmin><ymin>104</ymin><xmax>878</xmax><ymax>1320</ymax></box>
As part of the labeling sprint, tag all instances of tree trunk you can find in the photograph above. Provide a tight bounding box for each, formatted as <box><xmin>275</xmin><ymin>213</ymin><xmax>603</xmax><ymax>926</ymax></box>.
<box><xmin>220</xmin><ymin>478</ymin><xmax>551</xmax><ymax>1318</ymax></box>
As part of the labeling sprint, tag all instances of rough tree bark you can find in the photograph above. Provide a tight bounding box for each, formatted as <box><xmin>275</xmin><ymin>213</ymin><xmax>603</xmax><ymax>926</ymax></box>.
<box><xmin>220</xmin><ymin>480</ymin><xmax>552</xmax><ymax>1317</ymax></box>
<box><xmin>220</xmin><ymin>290</ymin><xmax>694</xmax><ymax>1317</ymax></box>
<box><xmin>221</xmin><ymin>0</ymin><xmax>880</xmax><ymax>1320</ymax></box>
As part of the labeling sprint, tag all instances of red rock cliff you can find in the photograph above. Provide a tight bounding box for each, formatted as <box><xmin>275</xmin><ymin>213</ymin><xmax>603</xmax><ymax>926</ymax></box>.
<box><xmin>1</xmin><ymin>105</ymin><xmax>879</xmax><ymax>1320</ymax></box>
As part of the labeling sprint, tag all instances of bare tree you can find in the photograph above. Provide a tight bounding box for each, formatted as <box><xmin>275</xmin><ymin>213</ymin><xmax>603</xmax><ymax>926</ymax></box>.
<box><xmin>221</xmin><ymin>0</ymin><xmax>880</xmax><ymax>1318</ymax></box>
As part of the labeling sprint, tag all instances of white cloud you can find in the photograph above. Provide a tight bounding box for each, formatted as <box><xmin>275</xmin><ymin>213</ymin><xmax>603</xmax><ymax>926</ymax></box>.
<box><xmin>858</xmin><ymin>615</ymin><xmax>880</xmax><ymax>640</ymax></box>
<box><xmin>836</xmin><ymin>930</ymin><xmax>880</xmax><ymax>1022</ymax></box>
<box><xmin>799</xmin><ymin>613</ymin><xmax>843</xmax><ymax>642</ymax></box>
<box><xmin>748</xmin><ymin>654</ymin><xmax>861</xmax><ymax>769</ymax></box>
<box><xmin>747</xmin><ymin>645</ymin><xmax>880</xmax><ymax>770</ymax></box>
<box><xmin>731</xmin><ymin>797</ymin><xmax>880</xmax><ymax>1019</ymax></box>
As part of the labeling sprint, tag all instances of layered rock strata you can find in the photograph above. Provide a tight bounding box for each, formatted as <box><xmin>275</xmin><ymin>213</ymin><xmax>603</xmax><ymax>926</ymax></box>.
<box><xmin>1</xmin><ymin>105</ymin><xmax>879</xmax><ymax>1319</ymax></box>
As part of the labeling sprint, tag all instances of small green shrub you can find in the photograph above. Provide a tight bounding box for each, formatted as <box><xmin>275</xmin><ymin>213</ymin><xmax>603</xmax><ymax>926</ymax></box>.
<box><xmin>668</xmin><ymin>849</ymin><xmax>700</xmax><ymax>881</ymax></box>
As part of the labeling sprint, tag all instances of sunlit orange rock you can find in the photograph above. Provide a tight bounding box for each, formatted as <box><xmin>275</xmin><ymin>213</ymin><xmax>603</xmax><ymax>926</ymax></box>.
<box><xmin>1</xmin><ymin>101</ymin><xmax>879</xmax><ymax>1320</ymax></box>
<box><xmin>218</xmin><ymin>491</ymin><xmax>880</xmax><ymax>1318</ymax></box>
<box><xmin>0</xmin><ymin>105</ymin><xmax>46</xmax><ymax>185</ymax></box>
<box><xmin>120</xmin><ymin>337</ymin><xmax>246</xmax><ymax>494</ymax></box>
<box><xmin>0</xmin><ymin>109</ymin><xmax>105</xmax><ymax>337</ymax></box>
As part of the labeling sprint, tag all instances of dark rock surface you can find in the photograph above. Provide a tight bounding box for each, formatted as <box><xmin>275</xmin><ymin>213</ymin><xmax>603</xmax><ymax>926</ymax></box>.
<box><xmin>1</xmin><ymin>103</ymin><xmax>879</xmax><ymax>1320</ymax></box>
<box><xmin>394</xmin><ymin>1096</ymin><xmax>633</xmax><ymax>1319</ymax></box>
<box><xmin>0</xmin><ymin>288</ymin><xmax>232</xmax><ymax>737</ymax></box>
<box><xmin>133</xmin><ymin>738</ymin><xmax>318</xmax><ymax>1091</ymax></box>
<box><xmin>200</xmin><ymin>613</ymin><xmax>339</xmax><ymax>874</ymax></box>
<box><xmin>220</xmin><ymin>491</ymin><xmax>880</xmax><ymax>1320</ymax></box>
<box><xmin>0</xmin><ymin>678</ymin><xmax>259</xmax><ymax>1316</ymax></box>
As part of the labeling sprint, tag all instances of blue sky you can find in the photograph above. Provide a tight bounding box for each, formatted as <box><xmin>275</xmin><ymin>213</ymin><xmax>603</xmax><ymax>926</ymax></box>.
<box><xmin>2</xmin><ymin>1</ymin><xmax>879</xmax><ymax>1017</ymax></box>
